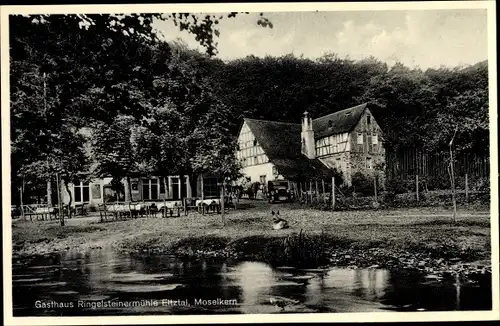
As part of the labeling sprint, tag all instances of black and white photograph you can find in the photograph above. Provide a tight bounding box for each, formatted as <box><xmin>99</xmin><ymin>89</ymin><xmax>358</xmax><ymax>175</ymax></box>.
<box><xmin>2</xmin><ymin>1</ymin><xmax>498</xmax><ymax>324</ymax></box>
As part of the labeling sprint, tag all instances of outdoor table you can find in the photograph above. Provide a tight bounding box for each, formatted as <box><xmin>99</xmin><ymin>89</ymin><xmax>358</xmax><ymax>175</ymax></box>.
<box><xmin>106</xmin><ymin>204</ymin><xmax>129</xmax><ymax>212</ymax></box>
<box><xmin>34</xmin><ymin>207</ymin><xmax>56</xmax><ymax>214</ymax></box>
<box><xmin>32</xmin><ymin>206</ymin><xmax>57</xmax><ymax>220</ymax></box>
<box><xmin>156</xmin><ymin>201</ymin><xmax>182</xmax><ymax>218</ymax></box>
<box><xmin>196</xmin><ymin>198</ymin><xmax>222</xmax><ymax>215</ymax></box>
<box><xmin>195</xmin><ymin>199</ymin><xmax>221</xmax><ymax>206</ymax></box>
<box><xmin>156</xmin><ymin>201</ymin><xmax>182</xmax><ymax>210</ymax></box>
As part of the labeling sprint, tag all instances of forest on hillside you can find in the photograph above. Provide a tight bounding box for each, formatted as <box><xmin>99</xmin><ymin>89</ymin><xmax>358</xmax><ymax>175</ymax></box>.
<box><xmin>211</xmin><ymin>54</ymin><xmax>488</xmax><ymax>155</ymax></box>
<box><xmin>10</xmin><ymin>14</ymin><xmax>489</xmax><ymax>203</ymax></box>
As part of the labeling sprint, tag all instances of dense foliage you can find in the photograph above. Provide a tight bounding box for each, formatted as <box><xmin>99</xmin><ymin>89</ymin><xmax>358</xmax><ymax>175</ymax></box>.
<box><xmin>213</xmin><ymin>55</ymin><xmax>488</xmax><ymax>156</ymax></box>
<box><xmin>10</xmin><ymin>13</ymin><xmax>489</xmax><ymax>206</ymax></box>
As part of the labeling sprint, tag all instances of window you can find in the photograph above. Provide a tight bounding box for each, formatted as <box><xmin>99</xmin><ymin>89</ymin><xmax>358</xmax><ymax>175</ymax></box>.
<box><xmin>357</xmin><ymin>133</ymin><xmax>363</xmax><ymax>145</ymax></box>
<box><xmin>372</xmin><ymin>134</ymin><xmax>378</xmax><ymax>145</ymax></box>
<box><xmin>328</xmin><ymin>120</ymin><xmax>333</xmax><ymax>128</ymax></box>
<box><xmin>142</xmin><ymin>178</ymin><xmax>159</xmax><ymax>200</ymax></box>
<box><xmin>367</xmin><ymin>115</ymin><xmax>371</xmax><ymax>125</ymax></box>
<box><xmin>203</xmin><ymin>178</ymin><xmax>219</xmax><ymax>198</ymax></box>
<box><xmin>91</xmin><ymin>184</ymin><xmax>101</xmax><ymax>200</ymax></box>
<box><xmin>74</xmin><ymin>181</ymin><xmax>90</xmax><ymax>203</ymax></box>
<box><xmin>272</xmin><ymin>166</ymin><xmax>279</xmax><ymax>176</ymax></box>
<box><xmin>159</xmin><ymin>177</ymin><xmax>165</xmax><ymax>194</ymax></box>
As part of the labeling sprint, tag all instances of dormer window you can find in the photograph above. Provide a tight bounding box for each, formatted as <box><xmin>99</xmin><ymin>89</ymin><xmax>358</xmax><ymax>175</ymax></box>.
<box><xmin>253</xmin><ymin>139</ymin><xmax>257</xmax><ymax>146</ymax></box>
<box><xmin>367</xmin><ymin>115</ymin><xmax>371</xmax><ymax>125</ymax></box>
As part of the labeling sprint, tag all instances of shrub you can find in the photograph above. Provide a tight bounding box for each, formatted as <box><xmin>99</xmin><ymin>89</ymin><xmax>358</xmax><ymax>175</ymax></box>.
<box><xmin>382</xmin><ymin>191</ymin><xmax>397</xmax><ymax>203</ymax></box>
<box><xmin>351</xmin><ymin>172</ymin><xmax>375</xmax><ymax>196</ymax></box>
<box><xmin>385</xmin><ymin>178</ymin><xmax>414</xmax><ymax>194</ymax></box>
<box><xmin>426</xmin><ymin>175</ymin><xmax>451</xmax><ymax>190</ymax></box>
<box><xmin>474</xmin><ymin>178</ymin><xmax>490</xmax><ymax>192</ymax></box>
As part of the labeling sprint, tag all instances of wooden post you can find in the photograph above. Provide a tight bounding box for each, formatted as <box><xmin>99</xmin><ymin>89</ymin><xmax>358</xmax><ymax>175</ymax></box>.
<box><xmin>322</xmin><ymin>179</ymin><xmax>326</xmax><ymax>204</ymax></box>
<box><xmin>416</xmin><ymin>174</ymin><xmax>419</xmax><ymax>202</ymax></box>
<box><xmin>201</xmin><ymin>176</ymin><xmax>204</xmax><ymax>200</ymax></box>
<box><xmin>465</xmin><ymin>173</ymin><xmax>469</xmax><ymax>202</ymax></box>
<box><xmin>163</xmin><ymin>194</ymin><xmax>167</xmax><ymax>218</ymax></box>
<box><xmin>331</xmin><ymin>176</ymin><xmax>336</xmax><ymax>210</ymax></box>
<box><xmin>309</xmin><ymin>181</ymin><xmax>313</xmax><ymax>204</ymax></box>
<box><xmin>19</xmin><ymin>181</ymin><xmax>25</xmax><ymax>220</ymax></box>
<box><xmin>56</xmin><ymin>173</ymin><xmax>64</xmax><ymax>226</ymax></box>
<box><xmin>221</xmin><ymin>182</ymin><xmax>225</xmax><ymax>227</ymax></box>
<box><xmin>315</xmin><ymin>180</ymin><xmax>319</xmax><ymax>203</ymax></box>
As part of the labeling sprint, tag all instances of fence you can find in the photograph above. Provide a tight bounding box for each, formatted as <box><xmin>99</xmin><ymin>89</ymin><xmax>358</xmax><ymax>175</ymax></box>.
<box><xmin>386</xmin><ymin>148</ymin><xmax>489</xmax><ymax>186</ymax></box>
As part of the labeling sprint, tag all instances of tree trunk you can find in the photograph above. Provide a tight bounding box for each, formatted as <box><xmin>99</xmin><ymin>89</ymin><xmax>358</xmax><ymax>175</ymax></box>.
<box><xmin>163</xmin><ymin>176</ymin><xmax>169</xmax><ymax>199</ymax></box>
<box><xmin>56</xmin><ymin>174</ymin><xmax>64</xmax><ymax>226</ymax></box>
<box><xmin>47</xmin><ymin>179</ymin><xmax>52</xmax><ymax>207</ymax></box>
<box><xmin>221</xmin><ymin>181</ymin><xmax>225</xmax><ymax>227</ymax></box>
<box><xmin>448</xmin><ymin>126</ymin><xmax>458</xmax><ymax>223</ymax></box>
<box><xmin>64</xmin><ymin>180</ymin><xmax>73</xmax><ymax>221</ymax></box>
<box><xmin>179</xmin><ymin>174</ymin><xmax>185</xmax><ymax>200</ymax></box>
<box><xmin>124</xmin><ymin>176</ymin><xmax>132</xmax><ymax>202</ymax></box>
<box><xmin>449</xmin><ymin>148</ymin><xmax>457</xmax><ymax>223</ymax></box>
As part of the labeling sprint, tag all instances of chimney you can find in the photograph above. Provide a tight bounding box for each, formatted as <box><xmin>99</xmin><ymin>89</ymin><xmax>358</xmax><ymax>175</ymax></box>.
<box><xmin>301</xmin><ymin>111</ymin><xmax>315</xmax><ymax>159</ymax></box>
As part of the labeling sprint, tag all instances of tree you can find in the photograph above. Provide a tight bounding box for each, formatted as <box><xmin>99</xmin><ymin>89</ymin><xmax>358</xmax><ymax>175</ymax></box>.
<box><xmin>90</xmin><ymin>115</ymin><xmax>139</xmax><ymax>202</ymax></box>
<box><xmin>10</xmin><ymin>12</ymin><xmax>272</xmax><ymax>213</ymax></box>
<box><xmin>131</xmin><ymin>41</ymin><xmax>241</xmax><ymax>198</ymax></box>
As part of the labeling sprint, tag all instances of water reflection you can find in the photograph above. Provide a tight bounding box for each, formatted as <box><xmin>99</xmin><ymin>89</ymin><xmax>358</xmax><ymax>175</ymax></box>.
<box><xmin>12</xmin><ymin>251</ymin><xmax>491</xmax><ymax>316</ymax></box>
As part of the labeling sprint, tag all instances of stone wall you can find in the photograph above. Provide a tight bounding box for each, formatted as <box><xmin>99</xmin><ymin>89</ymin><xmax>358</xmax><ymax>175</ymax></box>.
<box><xmin>349</xmin><ymin>109</ymin><xmax>386</xmax><ymax>187</ymax></box>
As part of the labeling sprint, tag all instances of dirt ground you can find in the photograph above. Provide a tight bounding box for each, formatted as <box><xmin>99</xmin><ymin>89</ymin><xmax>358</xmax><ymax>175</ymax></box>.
<box><xmin>11</xmin><ymin>199</ymin><xmax>491</xmax><ymax>263</ymax></box>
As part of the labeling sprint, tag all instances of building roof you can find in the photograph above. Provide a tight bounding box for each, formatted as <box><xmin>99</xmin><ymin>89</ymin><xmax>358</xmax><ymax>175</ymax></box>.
<box><xmin>312</xmin><ymin>103</ymin><xmax>368</xmax><ymax>139</ymax></box>
<box><xmin>243</xmin><ymin>118</ymin><xmax>333</xmax><ymax>180</ymax></box>
<box><xmin>244</xmin><ymin>118</ymin><xmax>301</xmax><ymax>159</ymax></box>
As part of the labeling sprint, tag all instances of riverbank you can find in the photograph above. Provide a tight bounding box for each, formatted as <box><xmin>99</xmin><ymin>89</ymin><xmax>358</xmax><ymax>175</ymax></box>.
<box><xmin>11</xmin><ymin>203</ymin><xmax>491</xmax><ymax>278</ymax></box>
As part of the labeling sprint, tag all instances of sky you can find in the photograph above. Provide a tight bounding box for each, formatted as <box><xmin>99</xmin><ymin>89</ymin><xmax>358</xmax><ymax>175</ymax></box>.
<box><xmin>153</xmin><ymin>9</ymin><xmax>488</xmax><ymax>69</ymax></box>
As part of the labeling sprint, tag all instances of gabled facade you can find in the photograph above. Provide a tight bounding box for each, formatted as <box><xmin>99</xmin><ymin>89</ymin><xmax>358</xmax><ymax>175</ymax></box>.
<box><xmin>236</xmin><ymin>118</ymin><xmax>333</xmax><ymax>186</ymax></box>
<box><xmin>309</xmin><ymin>103</ymin><xmax>385</xmax><ymax>185</ymax></box>
<box><xmin>236</xmin><ymin>103</ymin><xmax>385</xmax><ymax>186</ymax></box>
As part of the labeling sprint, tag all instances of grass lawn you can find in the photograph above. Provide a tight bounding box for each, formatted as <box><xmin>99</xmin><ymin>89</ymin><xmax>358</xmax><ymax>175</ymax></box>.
<box><xmin>11</xmin><ymin>200</ymin><xmax>491</xmax><ymax>268</ymax></box>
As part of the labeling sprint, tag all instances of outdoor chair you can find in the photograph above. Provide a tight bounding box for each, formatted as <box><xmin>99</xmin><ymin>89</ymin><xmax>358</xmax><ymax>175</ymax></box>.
<box><xmin>183</xmin><ymin>197</ymin><xmax>198</xmax><ymax>216</ymax></box>
<box><xmin>74</xmin><ymin>203</ymin><xmax>89</xmax><ymax>217</ymax></box>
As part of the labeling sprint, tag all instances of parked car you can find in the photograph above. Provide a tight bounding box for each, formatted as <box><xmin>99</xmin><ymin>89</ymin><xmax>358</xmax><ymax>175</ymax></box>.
<box><xmin>268</xmin><ymin>180</ymin><xmax>293</xmax><ymax>203</ymax></box>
